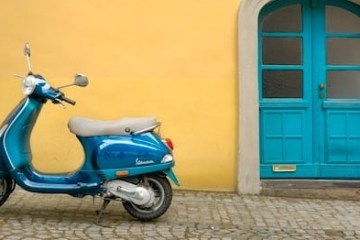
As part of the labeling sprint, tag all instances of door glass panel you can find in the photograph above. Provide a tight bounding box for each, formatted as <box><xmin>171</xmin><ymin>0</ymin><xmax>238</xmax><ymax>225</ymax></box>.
<box><xmin>327</xmin><ymin>71</ymin><xmax>360</xmax><ymax>98</ymax></box>
<box><xmin>327</xmin><ymin>38</ymin><xmax>360</xmax><ymax>65</ymax></box>
<box><xmin>262</xmin><ymin>5</ymin><xmax>302</xmax><ymax>32</ymax></box>
<box><xmin>326</xmin><ymin>6</ymin><xmax>360</xmax><ymax>33</ymax></box>
<box><xmin>262</xmin><ymin>37</ymin><xmax>302</xmax><ymax>65</ymax></box>
<box><xmin>262</xmin><ymin>70</ymin><xmax>303</xmax><ymax>98</ymax></box>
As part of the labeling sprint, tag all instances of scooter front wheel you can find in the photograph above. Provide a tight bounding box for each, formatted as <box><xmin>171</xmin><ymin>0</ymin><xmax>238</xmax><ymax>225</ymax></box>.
<box><xmin>0</xmin><ymin>178</ymin><xmax>15</xmax><ymax>206</ymax></box>
<box><xmin>122</xmin><ymin>174</ymin><xmax>172</xmax><ymax>221</ymax></box>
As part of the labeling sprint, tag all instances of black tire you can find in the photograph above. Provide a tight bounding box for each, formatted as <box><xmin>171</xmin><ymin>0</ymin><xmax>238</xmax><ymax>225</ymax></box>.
<box><xmin>122</xmin><ymin>174</ymin><xmax>172</xmax><ymax>221</ymax></box>
<box><xmin>0</xmin><ymin>178</ymin><xmax>14</xmax><ymax>207</ymax></box>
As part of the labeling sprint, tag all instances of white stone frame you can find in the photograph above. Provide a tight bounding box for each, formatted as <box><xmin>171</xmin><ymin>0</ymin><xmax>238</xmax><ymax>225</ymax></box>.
<box><xmin>237</xmin><ymin>0</ymin><xmax>360</xmax><ymax>194</ymax></box>
<box><xmin>237</xmin><ymin>0</ymin><xmax>272</xmax><ymax>194</ymax></box>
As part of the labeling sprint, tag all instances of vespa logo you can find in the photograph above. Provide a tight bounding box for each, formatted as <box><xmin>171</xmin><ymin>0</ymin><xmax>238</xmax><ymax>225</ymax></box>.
<box><xmin>135</xmin><ymin>158</ymin><xmax>155</xmax><ymax>166</ymax></box>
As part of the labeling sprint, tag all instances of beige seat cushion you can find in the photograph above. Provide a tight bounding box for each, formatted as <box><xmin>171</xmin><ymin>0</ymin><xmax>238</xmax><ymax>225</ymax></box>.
<box><xmin>68</xmin><ymin>117</ymin><xmax>157</xmax><ymax>137</ymax></box>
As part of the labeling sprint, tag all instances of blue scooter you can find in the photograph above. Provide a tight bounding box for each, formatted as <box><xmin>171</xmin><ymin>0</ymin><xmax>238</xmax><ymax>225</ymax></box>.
<box><xmin>0</xmin><ymin>43</ymin><xmax>179</xmax><ymax>221</ymax></box>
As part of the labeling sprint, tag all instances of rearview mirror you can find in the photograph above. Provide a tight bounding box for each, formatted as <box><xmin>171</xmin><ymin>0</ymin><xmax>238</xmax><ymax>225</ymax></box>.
<box><xmin>57</xmin><ymin>73</ymin><xmax>89</xmax><ymax>90</ymax></box>
<box><xmin>24</xmin><ymin>43</ymin><xmax>31</xmax><ymax>57</ymax></box>
<box><xmin>74</xmin><ymin>73</ymin><xmax>89</xmax><ymax>87</ymax></box>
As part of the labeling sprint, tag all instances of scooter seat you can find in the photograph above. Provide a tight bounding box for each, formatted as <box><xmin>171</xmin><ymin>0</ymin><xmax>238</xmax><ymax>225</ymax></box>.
<box><xmin>68</xmin><ymin>117</ymin><xmax>158</xmax><ymax>137</ymax></box>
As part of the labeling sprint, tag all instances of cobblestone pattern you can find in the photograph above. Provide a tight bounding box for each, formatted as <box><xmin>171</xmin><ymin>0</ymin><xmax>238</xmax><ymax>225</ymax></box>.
<box><xmin>0</xmin><ymin>189</ymin><xmax>359</xmax><ymax>239</ymax></box>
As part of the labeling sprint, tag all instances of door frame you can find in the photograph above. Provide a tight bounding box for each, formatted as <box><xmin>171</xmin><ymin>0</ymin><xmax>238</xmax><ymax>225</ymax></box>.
<box><xmin>237</xmin><ymin>0</ymin><xmax>360</xmax><ymax>194</ymax></box>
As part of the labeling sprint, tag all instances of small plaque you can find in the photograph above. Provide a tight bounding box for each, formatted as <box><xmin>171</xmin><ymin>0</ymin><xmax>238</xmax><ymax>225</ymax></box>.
<box><xmin>272</xmin><ymin>165</ymin><xmax>296</xmax><ymax>172</ymax></box>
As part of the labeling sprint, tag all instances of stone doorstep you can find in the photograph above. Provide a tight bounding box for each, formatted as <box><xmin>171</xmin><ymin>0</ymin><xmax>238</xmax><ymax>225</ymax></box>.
<box><xmin>260</xmin><ymin>180</ymin><xmax>360</xmax><ymax>201</ymax></box>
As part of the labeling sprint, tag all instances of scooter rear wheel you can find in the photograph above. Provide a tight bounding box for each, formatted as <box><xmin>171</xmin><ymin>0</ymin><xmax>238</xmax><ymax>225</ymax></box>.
<box><xmin>0</xmin><ymin>178</ymin><xmax>14</xmax><ymax>206</ymax></box>
<box><xmin>122</xmin><ymin>174</ymin><xmax>172</xmax><ymax>221</ymax></box>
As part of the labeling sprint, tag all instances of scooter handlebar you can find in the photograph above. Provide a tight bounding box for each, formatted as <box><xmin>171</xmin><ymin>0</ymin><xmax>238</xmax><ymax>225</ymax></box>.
<box><xmin>59</xmin><ymin>94</ymin><xmax>76</xmax><ymax>105</ymax></box>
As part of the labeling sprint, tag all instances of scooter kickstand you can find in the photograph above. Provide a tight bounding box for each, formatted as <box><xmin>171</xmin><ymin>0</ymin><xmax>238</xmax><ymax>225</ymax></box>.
<box><xmin>96</xmin><ymin>199</ymin><xmax>111</xmax><ymax>226</ymax></box>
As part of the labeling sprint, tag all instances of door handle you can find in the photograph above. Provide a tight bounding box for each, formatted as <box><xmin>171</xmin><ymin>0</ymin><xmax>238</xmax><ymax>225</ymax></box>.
<box><xmin>319</xmin><ymin>83</ymin><xmax>326</xmax><ymax>99</ymax></box>
<box><xmin>319</xmin><ymin>83</ymin><xmax>326</xmax><ymax>90</ymax></box>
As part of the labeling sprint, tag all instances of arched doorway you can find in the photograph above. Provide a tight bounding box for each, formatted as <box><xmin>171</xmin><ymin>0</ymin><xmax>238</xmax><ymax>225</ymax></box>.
<box><xmin>238</xmin><ymin>0</ymin><xmax>360</xmax><ymax>193</ymax></box>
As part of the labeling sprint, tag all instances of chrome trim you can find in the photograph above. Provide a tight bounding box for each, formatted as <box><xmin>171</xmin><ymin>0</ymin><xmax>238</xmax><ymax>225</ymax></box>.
<box><xmin>132</xmin><ymin>122</ymin><xmax>161</xmax><ymax>135</ymax></box>
<box><xmin>0</xmin><ymin>124</ymin><xmax>8</xmax><ymax>138</ymax></box>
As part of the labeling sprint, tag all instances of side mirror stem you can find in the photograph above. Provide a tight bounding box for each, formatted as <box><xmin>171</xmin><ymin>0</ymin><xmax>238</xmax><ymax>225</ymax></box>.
<box><xmin>24</xmin><ymin>43</ymin><xmax>32</xmax><ymax>72</ymax></box>
<box><xmin>57</xmin><ymin>83</ymin><xmax>76</xmax><ymax>90</ymax></box>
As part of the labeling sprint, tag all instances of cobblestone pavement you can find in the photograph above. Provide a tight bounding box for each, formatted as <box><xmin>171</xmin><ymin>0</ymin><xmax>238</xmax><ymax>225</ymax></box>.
<box><xmin>0</xmin><ymin>189</ymin><xmax>359</xmax><ymax>239</ymax></box>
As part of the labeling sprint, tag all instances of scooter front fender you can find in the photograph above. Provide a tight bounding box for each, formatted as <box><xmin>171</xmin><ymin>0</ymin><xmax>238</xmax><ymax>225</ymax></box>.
<box><xmin>0</xmin><ymin>169</ymin><xmax>8</xmax><ymax>178</ymax></box>
<box><xmin>0</xmin><ymin>158</ymin><xmax>8</xmax><ymax>178</ymax></box>
<box><xmin>162</xmin><ymin>169</ymin><xmax>180</xmax><ymax>186</ymax></box>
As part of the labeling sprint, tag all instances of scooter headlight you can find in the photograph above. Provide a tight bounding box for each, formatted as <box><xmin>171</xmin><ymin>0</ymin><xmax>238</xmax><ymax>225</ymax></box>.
<box><xmin>22</xmin><ymin>75</ymin><xmax>36</xmax><ymax>95</ymax></box>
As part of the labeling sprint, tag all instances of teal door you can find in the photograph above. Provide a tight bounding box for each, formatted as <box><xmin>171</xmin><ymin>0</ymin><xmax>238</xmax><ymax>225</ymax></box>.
<box><xmin>259</xmin><ymin>0</ymin><xmax>360</xmax><ymax>178</ymax></box>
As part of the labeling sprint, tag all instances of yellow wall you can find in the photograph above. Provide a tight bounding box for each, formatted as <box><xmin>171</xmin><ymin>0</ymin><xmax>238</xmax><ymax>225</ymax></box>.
<box><xmin>0</xmin><ymin>0</ymin><xmax>240</xmax><ymax>191</ymax></box>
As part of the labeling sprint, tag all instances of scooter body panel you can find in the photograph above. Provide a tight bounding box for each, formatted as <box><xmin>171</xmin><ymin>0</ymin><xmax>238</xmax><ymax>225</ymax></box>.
<box><xmin>0</xmin><ymin>98</ymin><xmax>39</xmax><ymax>171</ymax></box>
<box><xmin>0</xmin><ymin>98</ymin><xmax>102</xmax><ymax>194</ymax></box>
<box><xmin>78</xmin><ymin>133</ymin><xmax>175</xmax><ymax>180</ymax></box>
